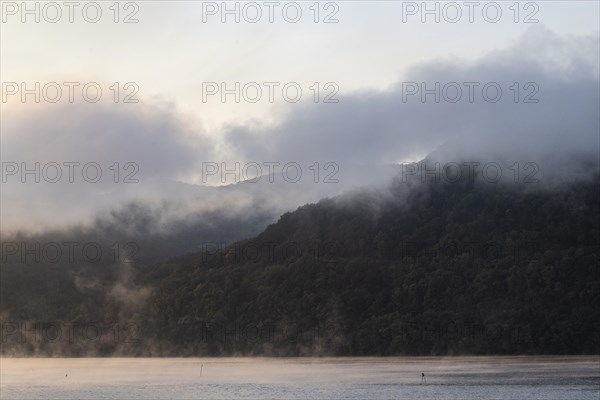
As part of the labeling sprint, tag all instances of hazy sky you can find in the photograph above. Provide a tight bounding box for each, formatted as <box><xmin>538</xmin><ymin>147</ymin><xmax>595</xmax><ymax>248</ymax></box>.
<box><xmin>1</xmin><ymin>1</ymin><xmax>599</xmax><ymax>233</ymax></box>
<box><xmin>2</xmin><ymin>1</ymin><xmax>599</xmax><ymax>129</ymax></box>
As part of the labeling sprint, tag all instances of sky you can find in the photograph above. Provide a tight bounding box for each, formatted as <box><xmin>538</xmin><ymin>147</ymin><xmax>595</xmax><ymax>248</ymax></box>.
<box><xmin>2</xmin><ymin>1</ymin><xmax>599</xmax><ymax>128</ymax></box>
<box><xmin>1</xmin><ymin>1</ymin><xmax>599</xmax><ymax>233</ymax></box>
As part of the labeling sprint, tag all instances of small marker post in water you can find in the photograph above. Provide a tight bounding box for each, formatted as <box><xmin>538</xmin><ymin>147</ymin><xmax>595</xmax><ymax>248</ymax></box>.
<box><xmin>200</xmin><ymin>363</ymin><xmax>203</xmax><ymax>377</ymax></box>
<box><xmin>421</xmin><ymin>373</ymin><xmax>426</xmax><ymax>383</ymax></box>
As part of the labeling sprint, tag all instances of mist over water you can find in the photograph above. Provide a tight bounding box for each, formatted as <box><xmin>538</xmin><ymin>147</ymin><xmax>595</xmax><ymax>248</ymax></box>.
<box><xmin>1</xmin><ymin>357</ymin><xmax>598</xmax><ymax>399</ymax></box>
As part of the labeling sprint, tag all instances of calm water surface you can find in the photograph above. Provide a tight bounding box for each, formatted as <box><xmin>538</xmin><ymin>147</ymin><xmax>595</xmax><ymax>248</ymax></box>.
<box><xmin>1</xmin><ymin>356</ymin><xmax>598</xmax><ymax>399</ymax></box>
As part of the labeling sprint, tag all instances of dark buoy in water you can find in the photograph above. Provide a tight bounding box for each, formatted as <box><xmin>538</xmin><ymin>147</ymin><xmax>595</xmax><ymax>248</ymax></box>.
<box><xmin>65</xmin><ymin>374</ymin><xmax>68</xmax><ymax>377</ymax></box>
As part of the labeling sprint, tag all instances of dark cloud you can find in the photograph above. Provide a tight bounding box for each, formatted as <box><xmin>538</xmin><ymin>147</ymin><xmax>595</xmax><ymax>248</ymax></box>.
<box><xmin>225</xmin><ymin>27</ymin><xmax>599</xmax><ymax>167</ymax></box>
<box><xmin>2</xmin><ymin>101</ymin><xmax>211</xmax><ymax>181</ymax></box>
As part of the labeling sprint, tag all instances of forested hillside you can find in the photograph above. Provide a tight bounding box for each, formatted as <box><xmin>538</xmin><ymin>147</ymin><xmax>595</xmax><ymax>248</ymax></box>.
<box><xmin>143</xmin><ymin>172</ymin><xmax>599</xmax><ymax>356</ymax></box>
<box><xmin>2</xmin><ymin>169</ymin><xmax>598</xmax><ymax>356</ymax></box>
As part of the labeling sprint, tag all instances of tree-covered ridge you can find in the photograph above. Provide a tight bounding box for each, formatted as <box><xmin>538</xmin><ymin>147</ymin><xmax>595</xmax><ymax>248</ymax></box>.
<box><xmin>145</xmin><ymin>175</ymin><xmax>599</xmax><ymax>356</ymax></box>
<box><xmin>2</xmin><ymin>172</ymin><xmax>598</xmax><ymax>356</ymax></box>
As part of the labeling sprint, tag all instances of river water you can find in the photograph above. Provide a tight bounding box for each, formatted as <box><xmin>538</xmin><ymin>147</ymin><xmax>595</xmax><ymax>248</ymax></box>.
<box><xmin>1</xmin><ymin>356</ymin><xmax>598</xmax><ymax>399</ymax></box>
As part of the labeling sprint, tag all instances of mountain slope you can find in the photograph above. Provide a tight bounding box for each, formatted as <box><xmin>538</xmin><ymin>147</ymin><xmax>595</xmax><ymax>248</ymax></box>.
<box><xmin>144</xmin><ymin>173</ymin><xmax>599</xmax><ymax>356</ymax></box>
<box><xmin>2</xmin><ymin>168</ymin><xmax>598</xmax><ymax>356</ymax></box>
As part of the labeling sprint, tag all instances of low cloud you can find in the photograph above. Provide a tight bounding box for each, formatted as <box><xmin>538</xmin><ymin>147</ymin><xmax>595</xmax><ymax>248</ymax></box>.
<box><xmin>2</xmin><ymin>27</ymin><xmax>598</xmax><ymax>235</ymax></box>
<box><xmin>226</xmin><ymin>27</ymin><xmax>599</xmax><ymax>167</ymax></box>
